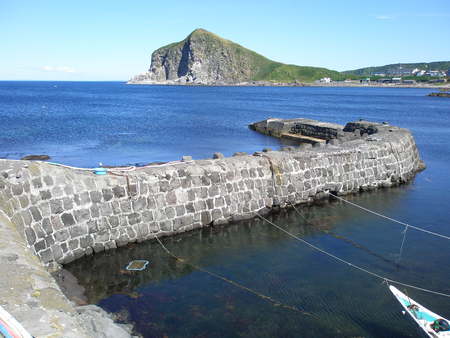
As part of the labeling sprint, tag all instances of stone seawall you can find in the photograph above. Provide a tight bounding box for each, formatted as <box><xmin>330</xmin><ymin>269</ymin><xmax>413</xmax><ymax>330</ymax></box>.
<box><xmin>0</xmin><ymin>119</ymin><xmax>424</xmax><ymax>266</ymax></box>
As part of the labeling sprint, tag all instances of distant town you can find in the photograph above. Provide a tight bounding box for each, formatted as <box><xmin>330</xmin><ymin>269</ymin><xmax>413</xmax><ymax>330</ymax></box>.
<box><xmin>318</xmin><ymin>66</ymin><xmax>450</xmax><ymax>85</ymax></box>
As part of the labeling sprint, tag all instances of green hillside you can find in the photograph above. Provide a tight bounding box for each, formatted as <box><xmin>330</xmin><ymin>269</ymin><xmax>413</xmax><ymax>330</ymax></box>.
<box><xmin>344</xmin><ymin>61</ymin><xmax>450</xmax><ymax>76</ymax></box>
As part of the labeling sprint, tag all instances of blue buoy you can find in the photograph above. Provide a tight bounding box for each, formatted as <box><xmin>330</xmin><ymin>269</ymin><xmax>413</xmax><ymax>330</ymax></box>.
<box><xmin>93</xmin><ymin>168</ymin><xmax>107</xmax><ymax>175</ymax></box>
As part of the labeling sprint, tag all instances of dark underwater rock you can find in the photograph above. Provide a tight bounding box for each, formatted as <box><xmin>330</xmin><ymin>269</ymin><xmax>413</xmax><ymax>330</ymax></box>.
<box><xmin>21</xmin><ymin>154</ymin><xmax>51</xmax><ymax>161</ymax></box>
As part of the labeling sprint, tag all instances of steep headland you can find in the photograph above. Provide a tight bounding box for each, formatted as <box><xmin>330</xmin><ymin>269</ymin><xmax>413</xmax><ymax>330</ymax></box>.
<box><xmin>129</xmin><ymin>28</ymin><xmax>343</xmax><ymax>85</ymax></box>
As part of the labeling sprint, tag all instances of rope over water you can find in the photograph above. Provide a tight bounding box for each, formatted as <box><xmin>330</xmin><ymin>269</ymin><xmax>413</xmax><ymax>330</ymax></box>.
<box><xmin>256</xmin><ymin>212</ymin><xmax>450</xmax><ymax>298</ymax></box>
<box><xmin>153</xmin><ymin>234</ymin><xmax>314</xmax><ymax>316</ymax></box>
<box><xmin>326</xmin><ymin>192</ymin><xmax>450</xmax><ymax>240</ymax></box>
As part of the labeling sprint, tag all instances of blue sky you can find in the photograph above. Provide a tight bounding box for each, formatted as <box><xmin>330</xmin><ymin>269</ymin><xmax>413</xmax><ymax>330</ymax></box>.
<box><xmin>1</xmin><ymin>0</ymin><xmax>449</xmax><ymax>81</ymax></box>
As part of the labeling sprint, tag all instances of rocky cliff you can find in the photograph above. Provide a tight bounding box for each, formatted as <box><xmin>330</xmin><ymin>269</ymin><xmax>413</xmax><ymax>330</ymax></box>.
<box><xmin>129</xmin><ymin>28</ymin><xmax>343</xmax><ymax>85</ymax></box>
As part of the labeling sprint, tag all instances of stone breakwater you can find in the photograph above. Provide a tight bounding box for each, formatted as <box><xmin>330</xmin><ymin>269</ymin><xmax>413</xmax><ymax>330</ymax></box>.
<box><xmin>0</xmin><ymin>118</ymin><xmax>424</xmax><ymax>268</ymax></box>
<box><xmin>0</xmin><ymin>117</ymin><xmax>424</xmax><ymax>336</ymax></box>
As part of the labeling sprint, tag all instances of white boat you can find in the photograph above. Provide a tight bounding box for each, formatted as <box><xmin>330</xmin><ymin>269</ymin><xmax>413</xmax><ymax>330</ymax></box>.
<box><xmin>0</xmin><ymin>305</ymin><xmax>32</xmax><ymax>338</ymax></box>
<box><xmin>389</xmin><ymin>285</ymin><xmax>450</xmax><ymax>337</ymax></box>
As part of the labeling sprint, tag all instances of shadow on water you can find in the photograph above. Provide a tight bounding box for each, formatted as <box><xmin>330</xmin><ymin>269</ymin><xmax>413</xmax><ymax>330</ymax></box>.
<box><xmin>62</xmin><ymin>183</ymin><xmax>450</xmax><ymax>338</ymax></box>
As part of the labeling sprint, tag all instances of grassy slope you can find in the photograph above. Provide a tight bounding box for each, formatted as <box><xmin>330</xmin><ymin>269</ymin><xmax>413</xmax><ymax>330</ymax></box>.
<box><xmin>344</xmin><ymin>61</ymin><xmax>450</xmax><ymax>76</ymax></box>
<box><xmin>154</xmin><ymin>29</ymin><xmax>343</xmax><ymax>82</ymax></box>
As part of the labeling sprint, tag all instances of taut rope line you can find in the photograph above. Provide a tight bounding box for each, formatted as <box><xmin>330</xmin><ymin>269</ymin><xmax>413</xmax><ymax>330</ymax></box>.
<box><xmin>289</xmin><ymin>202</ymin><xmax>404</xmax><ymax>268</ymax></box>
<box><xmin>397</xmin><ymin>225</ymin><xmax>408</xmax><ymax>262</ymax></box>
<box><xmin>256</xmin><ymin>212</ymin><xmax>450</xmax><ymax>298</ymax></box>
<box><xmin>153</xmin><ymin>234</ymin><xmax>315</xmax><ymax>316</ymax></box>
<box><xmin>327</xmin><ymin>192</ymin><xmax>450</xmax><ymax>241</ymax></box>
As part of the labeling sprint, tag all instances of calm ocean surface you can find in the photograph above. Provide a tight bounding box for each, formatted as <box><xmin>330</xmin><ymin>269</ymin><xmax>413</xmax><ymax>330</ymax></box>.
<box><xmin>2</xmin><ymin>82</ymin><xmax>450</xmax><ymax>337</ymax></box>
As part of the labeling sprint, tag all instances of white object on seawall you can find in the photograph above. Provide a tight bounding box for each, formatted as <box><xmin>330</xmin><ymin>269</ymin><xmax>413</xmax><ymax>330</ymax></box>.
<box><xmin>0</xmin><ymin>305</ymin><xmax>32</xmax><ymax>338</ymax></box>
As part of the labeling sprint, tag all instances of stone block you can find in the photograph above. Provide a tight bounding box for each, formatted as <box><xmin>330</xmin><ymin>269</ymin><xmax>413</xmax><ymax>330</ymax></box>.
<box><xmin>90</xmin><ymin>205</ymin><xmax>100</xmax><ymax>218</ymax></box>
<box><xmin>201</xmin><ymin>176</ymin><xmax>211</xmax><ymax>186</ymax></box>
<box><xmin>169</xmin><ymin>178</ymin><xmax>181</xmax><ymax>190</ymax></box>
<box><xmin>128</xmin><ymin>184</ymin><xmax>138</xmax><ymax>196</ymax></box>
<box><xmin>180</xmin><ymin>178</ymin><xmax>191</xmax><ymax>189</ymax></box>
<box><xmin>92</xmin><ymin>243</ymin><xmax>104</xmax><ymax>253</ymax></box>
<box><xmin>104</xmin><ymin>240</ymin><xmax>117</xmax><ymax>250</ymax></box>
<box><xmin>12</xmin><ymin>184</ymin><xmax>23</xmax><ymax>196</ymax></box>
<box><xmin>69</xmin><ymin>238</ymin><xmax>79</xmax><ymax>251</ymax></box>
<box><xmin>214</xmin><ymin>197</ymin><xmax>225</xmax><ymax>208</ymax></box>
<box><xmin>25</xmin><ymin>227</ymin><xmax>36</xmax><ymax>245</ymax></box>
<box><xmin>51</xmin><ymin>245</ymin><xmax>63</xmax><ymax>261</ymax></box>
<box><xmin>208</xmin><ymin>185</ymin><xmax>220</xmax><ymax>197</ymax></box>
<box><xmin>62</xmin><ymin>197</ymin><xmax>73</xmax><ymax>210</ymax></box>
<box><xmin>79</xmin><ymin>191</ymin><xmax>91</xmax><ymax>205</ymax></box>
<box><xmin>43</xmin><ymin>234</ymin><xmax>54</xmax><ymax>248</ymax></box>
<box><xmin>186</xmin><ymin>202</ymin><xmax>195</xmax><ymax>213</ymax></box>
<box><xmin>90</xmin><ymin>191</ymin><xmax>102</xmax><ymax>203</ymax></box>
<box><xmin>165</xmin><ymin>206</ymin><xmax>176</xmax><ymax>219</ymax></box>
<box><xmin>109</xmin><ymin>215</ymin><xmax>119</xmax><ymax>227</ymax></box>
<box><xmin>51</xmin><ymin>186</ymin><xmax>63</xmax><ymax>198</ymax></box>
<box><xmin>30</xmin><ymin>206</ymin><xmax>42</xmax><ymax>222</ymax></box>
<box><xmin>119</xmin><ymin>200</ymin><xmax>132</xmax><ymax>213</ymax></box>
<box><xmin>166</xmin><ymin>191</ymin><xmax>177</xmax><ymax>205</ymax></box>
<box><xmin>141</xmin><ymin>210</ymin><xmax>154</xmax><ymax>222</ymax></box>
<box><xmin>70</xmin><ymin>224</ymin><xmax>88</xmax><ymax>238</ymax></box>
<box><xmin>39</xmin><ymin>248</ymin><xmax>53</xmax><ymax>263</ymax></box>
<box><xmin>126</xmin><ymin>227</ymin><xmax>137</xmax><ymax>239</ymax></box>
<box><xmin>158</xmin><ymin>220</ymin><xmax>171</xmax><ymax>232</ymax></box>
<box><xmin>94</xmin><ymin>229</ymin><xmax>109</xmax><ymax>242</ymax></box>
<box><xmin>72</xmin><ymin>248</ymin><xmax>85</xmax><ymax>260</ymax></box>
<box><xmin>112</xmin><ymin>186</ymin><xmax>126</xmax><ymax>198</ymax></box>
<box><xmin>149</xmin><ymin>222</ymin><xmax>160</xmax><ymax>233</ymax></box>
<box><xmin>137</xmin><ymin>223</ymin><xmax>149</xmax><ymax>237</ymax></box>
<box><xmin>176</xmin><ymin>205</ymin><xmax>185</xmax><ymax>216</ymax></box>
<box><xmin>102</xmin><ymin>188</ymin><xmax>114</xmax><ymax>202</ymax></box>
<box><xmin>211</xmin><ymin>208</ymin><xmax>222</xmax><ymax>221</ymax></box>
<box><xmin>159</xmin><ymin>180</ymin><xmax>169</xmax><ymax>192</ymax></box>
<box><xmin>42</xmin><ymin>217</ymin><xmax>53</xmax><ymax>235</ymax></box>
<box><xmin>74</xmin><ymin>208</ymin><xmax>90</xmax><ymax>223</ymax></box>
<box><xmin>187</xmin><ymin>189</ymin><xmax>196</xmax><ymax>201</ymax></box>
<box><xmin>111</xmin><ymin>201</ymin><xmax>121</xmax><ymax>214</ymax></box>
<box><xmin>54</xmin><ymin>229</ymin><xmax>70</xmax><ymax>242</ymax></box>
<box><xmin>61</xmin><ymin>212</ymin><xmax>75</xmax><ymax>226</ymax></box>
<box><xmin>100</xmin><ymin>203</ymin><xmax>113</xmax><ymax>217</ymax></box>
<box><xmin>43</xmin><ymin>175</ymin><xmax>54</xmax><ymax>186</ymax></box>
<box><xmin>34</xmin><ymin>239</ymin><xmax>46</xmax><ymax>252</ymax></box>
<box><xmin>87</xmin><ymin>220</ymin><xmax>98</xmax><ymax>234</ymax></box>
<box><xmin>79</xmin><ymin>235</ymin><xmax>93</xmax><ymax>249</ymax></box>
<box><xmin>194</xmin><ymin>200</ymin><xmax>206</xmax><ymax>212</ymax></box>
<box><xmin>50</xmin><ymin>199</ymin><xmax>64</xmax><ymax>214</ymax></box>
<box><xmin>205</xmin><ymin>198</ymin><xmax>214</xmax><ymax>209</ymax></box>
<box><xmin>132</xmin><ymin>197</ymin><xmax>147</xmax><ymax>211</ymax></box>
<box><xmin>127</xmin><ymin>212</ymin><xmax>141</xmax><ymax>225</ymax></box>
<box><xmin>201</xmin><ymin>211</ymin><xmax>212</xmax><ymax>225</ymax></box>
<box><xmin>32</xmin><ymin>177</ymin><xmax>43</xmax><ymax>189</ymax></box>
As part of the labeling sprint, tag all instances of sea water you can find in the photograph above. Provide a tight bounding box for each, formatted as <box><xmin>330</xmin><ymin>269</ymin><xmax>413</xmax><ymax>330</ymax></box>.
<box><xmin>2</xmin><ymin>82</ymin><xmax>450</xmax><ymax>337</ymax></box>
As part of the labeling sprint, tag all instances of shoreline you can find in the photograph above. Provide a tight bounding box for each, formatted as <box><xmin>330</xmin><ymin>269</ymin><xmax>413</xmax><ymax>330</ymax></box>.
<box><xmin>127</xmin><ymin>80</ymin><xmax>450</xmax><ymax>90</ymax></box>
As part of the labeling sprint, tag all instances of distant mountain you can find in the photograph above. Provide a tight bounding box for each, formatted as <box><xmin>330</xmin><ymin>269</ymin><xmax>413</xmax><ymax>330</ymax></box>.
<box><xmin>344</xmin><ymin>61</ymin><xmax>450</xmax><ymax>76</ymax></box>
<box><xmin>129</xmin><ymin>28</ymin><xmax>343</xmax><ymax>84</ymax></box>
